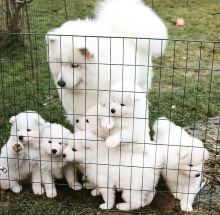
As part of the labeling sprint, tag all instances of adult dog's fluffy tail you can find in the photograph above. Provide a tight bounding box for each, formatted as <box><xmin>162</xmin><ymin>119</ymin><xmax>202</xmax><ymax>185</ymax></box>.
<box><xmin>95</xmin><ymin>0</ymin><xmax>168</xmax><ymax>58</ymax></box>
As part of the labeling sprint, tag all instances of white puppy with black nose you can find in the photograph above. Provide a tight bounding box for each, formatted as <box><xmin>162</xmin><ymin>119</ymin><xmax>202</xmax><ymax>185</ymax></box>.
<box><xmin>63</xmin><ymin>131</ymin><xmax>162</xmax><ymax>211</ymax></box>
<box><xmin>2</xmin><ymin>111</ymin><xmax>46</xmax><ymax>194</ymax></box>
<box><xmin>153</xmin><ymin>117</ymin><xmax>210</xmax><ymax>212</ymax></box>
<box><xmin>10</xmin><ymin>110</ymin><xmax>46</xmax><ymax>147</ymax></box>
<box><xmin>32</xmin><ymin>123</ymin><xmax>82</xmax><ymax>198</ymax></box>
<box><xmin>101</xmin><ymin>81</ymin><xmax>151</xmax><ymax>152</ymax></box>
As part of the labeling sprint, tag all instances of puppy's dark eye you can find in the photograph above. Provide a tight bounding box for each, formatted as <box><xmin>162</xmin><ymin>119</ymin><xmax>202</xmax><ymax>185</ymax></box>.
<box><xmin>72</xmin><ymin>64</ymin><xmax>79</xmax><ymax>68</ymax></box>
<box><xmin>72</xmin><ymin>148</ymin><xmax>77</xmax><ymax>152</ymax></box>
<box><xmin>27</xmin><ymin>129</ymin><xmax>31</xmax><ymax>132</ymax></box>
<box><xmin>17</xmin><ymin>130</ymin><xmax>20</xmax><ymax>132</ymax></box>
<box><xmin>59</xmin><ymin>142</ymin><xmax>62</xmax><ymax>145</ymax></box>
<box><xmin>120</xmin><ymin>103</ymin><xmax>125</xmax><ymax>107</ymax></box>
<box><xmin>76</xmin><ymin>119</ymin><xmax>79</xmax><ymax>123</ymax></box>
<box><xmin>86</xmin><ymin>119</ymin><xmax>89</xmax><ymax>123</ymax></box>
<box><xmin>188</xmin><ymin>164</ymin><xmax>193</xmax><ymax>167</ymax></box>
<box><xmin>48</xmin><ymin>140</ymin><xmax>52</xmax><ymax>143</ymax></box>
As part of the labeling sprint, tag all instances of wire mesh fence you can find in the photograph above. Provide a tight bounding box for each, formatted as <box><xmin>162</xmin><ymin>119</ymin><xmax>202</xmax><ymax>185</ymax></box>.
<box><xmin>0</xmin><ymin>0</ymin><xmax>220</xmax><ymax>214</ymax></box>
<box><xmin>0</xmin><ymin>32</ymin><xmax>219</xmax><ymax>214</ymax></box>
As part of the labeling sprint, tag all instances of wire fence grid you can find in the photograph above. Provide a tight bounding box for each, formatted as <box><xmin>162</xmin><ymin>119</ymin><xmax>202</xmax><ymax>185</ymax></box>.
<box><xmin>0</xmin><ymin>32</ymin><xmax>219</xmax><ymax>214</ymax></box>
<box><xmin>0</xmin><ymin>0</ymin><xmax>219</xmax><ymax>214</ymax></box>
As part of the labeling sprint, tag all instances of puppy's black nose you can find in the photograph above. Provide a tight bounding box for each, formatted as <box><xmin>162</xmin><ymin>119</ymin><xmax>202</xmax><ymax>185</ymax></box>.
<box><xmin>57</xmin><ymin>80</ymin><xmax>66</xmax><ymax>87</ymax></box>
<box><xmin>51</xmin><ymin>149</ymin><xmax>57</xmax><ymax>154</ymax></box>
<box><xmin>19</xmin><ymin>135</ymin><xmax>23</xmax><ymax>141</ymax></box>
<box><xmin>72</xmin><ymin>148</ymin><xmax>77</xmax><ymax>152</ymax></box>
<box><xmin>63</xmin><ymin>153</ymin><xmax>66</xmax><ymax>158</ymax></box>
<box><xmin>76</xmin><ymin>119</ymin><xmax>79</xmax><ymax>123</ymax></box>
<box><xmin>195</xmin><ymin>173</ymin><xmax>200</xmax><ymax>177</ymax></box>
<box><xmin>111</xmin><ymin>108</ymin><xmax>116</xmax><ymax>114</ymax></box>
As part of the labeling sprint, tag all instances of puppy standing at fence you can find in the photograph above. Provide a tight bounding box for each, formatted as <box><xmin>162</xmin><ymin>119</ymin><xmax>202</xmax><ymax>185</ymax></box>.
<box><xmin>0</xmin><ymin>111</ymin><xmax>46</xmax><ymax>193</ymax></box>
<box><xmin>46</xmin><ymin>0</ymin><xmax>167</xmax><ymax>126</ymax></box>
<box><xmin>32</xmin><ymin>122</ymin><xmax>82</xmax><ymax>198</ymax></box>
<box><xmin>76</xmin><ymin>81</ymin><xmax>151</xmax><ymax>152</ymax></box>
<box><xmin>63</xmin><ymin>131</ymin><xmax>163</xmax><ymax>210</ymax></box>
<box><xmin>153</xmin><ymin>117</ymin><xmax>210</xmax><ymax>212</ymax></box>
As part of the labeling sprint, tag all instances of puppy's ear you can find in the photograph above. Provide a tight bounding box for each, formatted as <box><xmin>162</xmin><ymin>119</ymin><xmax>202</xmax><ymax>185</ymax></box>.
<box><xmin>78</xmin><ymin>48</ymin><xmax>94</xmax><ymax>60</ymax></box>
<box><xmin>204</xmin><ymin>148</ymin><xmax>210</xmax><ymax>160</ymax></box>
<box><xmin>9</xmin><ymin>116</ymin><xmax>16</xmax><ymax>124</ymax></box>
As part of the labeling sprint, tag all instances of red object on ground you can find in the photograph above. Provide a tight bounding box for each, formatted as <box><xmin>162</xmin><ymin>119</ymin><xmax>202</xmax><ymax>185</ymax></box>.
<box><xmin>176</xmin><ymin>18</ymin><xmax>185</xmax><ymax>26</ymax></box>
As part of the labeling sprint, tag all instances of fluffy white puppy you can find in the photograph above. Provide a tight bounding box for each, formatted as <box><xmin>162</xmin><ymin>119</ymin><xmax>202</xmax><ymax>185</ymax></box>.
<box><xmin>153</xmin><ymin>117</ymin><xmax>210</xmax><ymax>212</ymax></box>
<box><xmin>75</xmin><ymin>104</ymin><xmax>115</xmax><ymax>139</ymax></box>
<box><xmin>5</xmin><ymin>111</ymin><xmax>46</xmax><ymax>194</ymax></box>
<box><xmin>101</xmin><ymin>81</ymin><xmax>151</xmax><ymax>152</ymax></box>
<box><xmin>0</xmin><ymin>136</ymin><xmax>29</xmax><ymax>193</ymax></box>
<box><xmin>63</xmin><ymin>131</ymin><xmax>162</xmax><ymax>210</ymax></box>
<box><xmin>95</xmin><ymin>0</ymin><xmax>168</xmax><ymax>58</ymax></box>
<box><xmin>9</xmin><ymin>110</ymin><xmax>46</xmax><ymax>147</ymax></box>
<box><xmin>46</xmin><ymin>19</ymin><xmax>153</xmax><ymax>125</ymax></box>
<box><xmin>32</xmin><ymin>123</ymin><xmax>82</xmax><ymax>198</ymax></box>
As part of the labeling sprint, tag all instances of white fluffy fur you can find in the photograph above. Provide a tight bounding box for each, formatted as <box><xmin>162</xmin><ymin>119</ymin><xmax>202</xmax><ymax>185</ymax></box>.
<box><xmin>0</xmin><ymin>111</ymin><xmax>46</xmax><ymax>193</ymax></box>
<box><xmin>153</xmin><ymin>117</ymin><xmax>209</xmax><ymax>212</ymax></box>
<box><xmin>63</xmin><ymin>131</ymin><xmax>163</xmax><ymax>210</ymax></box>
<box><xmin>10</xmin><ymin>110</ymin><xmax>45</xmax><ymax>147</ymax></box>
<box><xmin>95</xmin><ymin>0</ymin><xmax>168</xmax><ymax>58</ymax></box>
<box><xmin>46</xmin><ymin>18</ymin><xmax>153</xmax><ymax>125</ymax></box>
<box><xmin>32</xmin><ymin>123</ymin><xmax>82</xmax><ymax>198</ymax></box>
<box><xmin>101</xmin><ymin>81</ymin><xmax>151</xmax><ymax>152</ymax></box>
<box><xmin>75</xmin><ymin>104</ymin><xmax>115</xmax><ymax>139</ymax></box>
<box><xmin>0</xmin><ymin>136</ymin><xmax>29</xmax><ymax>193</ymax></box>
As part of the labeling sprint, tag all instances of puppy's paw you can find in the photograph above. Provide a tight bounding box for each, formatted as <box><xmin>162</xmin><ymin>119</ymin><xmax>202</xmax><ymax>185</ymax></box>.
<box><xmin>11</xmin><ymin>184</ymin><xmax>22</xmax><ymax>193</ymax></box>
<box><xmin>180</xmin><ymin>201</ymin><xmax>193</xmax><ymax>212</ymax></box>
<box><xmin>116</xmin><ymin>203</ymin><xmax>132</xmax><ymax>211</ymax></box>
<box><xmin>69</xmin><ymin>181</ymin><xmax>82</xmax><ymax>191</ymax></box>
<box><xmin>32</xmin><ymin>184</ymin><xmax>44</xmax><ymax>195</ymax></box>
<box><xmin>99</xmin><ymin>203</ymin><xmax>113</xmax><ymax>210</ymax></box>
<box><xmin>91</xmin><ymin>188</ymin><xmax>101</xmax><ymax>196</ymax></box>
<box><xmin>45</xmin><ymin>188</ymin><xmax>57</xmax><ymax>198</ymax></box>
<box><xmin>105</xmin><ymin>136</ymin><xmax>120</xmax><ymax>148</ymax></box>
<box><xmin>12</xmin><ymin>143</ymin><xmax>24</xmax><ymax>154</ymax></box>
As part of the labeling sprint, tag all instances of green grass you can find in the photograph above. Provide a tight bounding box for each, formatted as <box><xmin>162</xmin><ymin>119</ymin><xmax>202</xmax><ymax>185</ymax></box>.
<box><xmin>0</xmin><ymin>0</ymin><xmax>220</xmax><ymax>214</ymax></box>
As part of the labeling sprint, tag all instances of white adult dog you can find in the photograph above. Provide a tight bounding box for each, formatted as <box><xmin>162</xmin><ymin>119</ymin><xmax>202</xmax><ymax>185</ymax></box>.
<box><xmin>32</xmin><ymin>123</ymin><xmax>82</xmax><ymax>198</ymax></box>
<box><xmin>0</xmin><ymin>136</ymin><xmax>28</xmax><ymax>193</ymax></box>
<box><xmin>153</xmin><ymin>117</ymin><xmax>210</xmax><ymax>212</ymax></box>
<box><xmin>46</xmin><ymin>0</ymin><xmax>166</xmax><ymax>125</ymax></box>
<box><xmin>46</xmin><ymin>20</ymin><xmax>146</xmax><ymax>125</ymax></box>
<box><xmin>63</xmin><ymin>131</ymin><xmax>163</xmax><ymax>210</ymax></box>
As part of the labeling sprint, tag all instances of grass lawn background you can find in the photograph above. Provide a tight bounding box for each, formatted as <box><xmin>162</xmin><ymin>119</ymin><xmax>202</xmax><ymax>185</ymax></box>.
<box><xmin>0</xmin><ymin>0</ymin><xmax>220</xmax><ymax>214</ymax></box>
